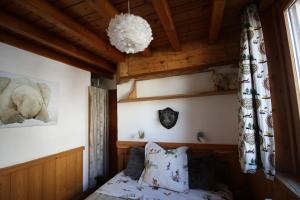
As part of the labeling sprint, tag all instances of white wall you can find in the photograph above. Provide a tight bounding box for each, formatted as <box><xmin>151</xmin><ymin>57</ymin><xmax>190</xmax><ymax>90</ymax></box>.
<box><xmin>118</xmin><ymin>72</ymin><xmax>238</xmax><ymax>144</ymax></box>
<box><xmin>0</xmin><ymin>43</ymin><xmax>90</xmax><ymax>191</ymax></box>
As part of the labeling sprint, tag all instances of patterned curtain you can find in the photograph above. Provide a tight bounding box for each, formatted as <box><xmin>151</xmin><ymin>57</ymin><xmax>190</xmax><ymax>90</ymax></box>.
<box><xmin>89</xmin><ymin>86</ymin><xmax>109</xmax><ymax>188</ymax></box>
<box><xmin>238</xmin><ymin>5</ymin><xmax>275</xmax><ymax>180</ymax></box>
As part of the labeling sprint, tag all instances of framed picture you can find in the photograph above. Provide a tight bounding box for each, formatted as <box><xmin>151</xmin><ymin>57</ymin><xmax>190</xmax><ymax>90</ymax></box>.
<box><xmin>0</xmin><ymin>71</ymin><xmax>59</xmax><ymax>128</ymax></box>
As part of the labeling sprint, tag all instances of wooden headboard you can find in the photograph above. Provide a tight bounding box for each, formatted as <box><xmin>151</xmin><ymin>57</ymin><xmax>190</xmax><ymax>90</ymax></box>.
<box><xmin>116</xmin><ymin>141</ymin><xmax>248</xmax><ymax>191</ymax></box>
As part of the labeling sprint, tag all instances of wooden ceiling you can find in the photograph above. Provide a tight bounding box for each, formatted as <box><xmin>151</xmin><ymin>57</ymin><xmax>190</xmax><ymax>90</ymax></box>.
<box><xmin>0</xmin><ymin>0</ymin><xmax>252</xmax><ymax>77</ymax></box>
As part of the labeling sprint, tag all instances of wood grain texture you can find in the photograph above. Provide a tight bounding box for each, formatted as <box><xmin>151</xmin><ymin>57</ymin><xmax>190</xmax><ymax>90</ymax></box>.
<box><xmin>260</xmin><ymin>0</ymin><xmax>300</xmax><ymax>175</ymax></box>
<box><xmin>11</xmin><ymin>169</ymin><xmax>28</xmax><ymax>200</ymax></box>
<box><xmin>0</xmin><ymin>175</ymin><xmax>10</xmax><ymax>200</ymax></box>
<box><xmin>0</xmin><ymin>147</ymin><xmax>84</xmax><ymax>200</ymax></box>
<box><xmin>42</xmin><ymin>160</ymin><xmax>56</xmax><ymax>200</ymax></box>
<box><xmin>152</xmin><ymin>0</ymin><xmax>181</xmax><ymax>51</ymax></box>
<box><xmin>117</xmin><ymin>37</ymin><xmax>239</xmax><ymax>82</ymax></box>
<box><xmin>0</xmin><ymin>0</ymin><xmax>251</xmax><ymax>55</ymax></box>
<box><xmin>28</xmin><ymin>165</ymin><xmax>43</xmax><ymax>200</ymax></box>
<box><xmin>118</xmin><ymin>89</ymin><xmax>237</xmax><ymax>103</ymax></box>
<box><xmin>86</xmin><ymin>0</ymin><xmax>152</xmax><ymax>57</ymax></box>
<box><xmin>0</xmin><ymin>11</ymin><xmax>114</xmax><ymax>72</ymax></box>
<box><xmin>209</xmin><ymin>0</ymin><xmax>226</xmax><ymax>43</ymax></box>
<box><xmin>86</xmin><ymin>0</ymin><xmax>118</xmax><ymax>22</ymax></box>
<box><xmin>249</xmin><ymin>171</ymin><xmax>299</xmax><ymax>199</ymax></box>
<box><xmin>13</xmin><ymin>0</ymin><xmax>125</xmax><ymax>63</ymax></box>
<box><xmin>108</xmin><ymin>90</ymin><xmax>118</xmax><ymax>178</ymax></box>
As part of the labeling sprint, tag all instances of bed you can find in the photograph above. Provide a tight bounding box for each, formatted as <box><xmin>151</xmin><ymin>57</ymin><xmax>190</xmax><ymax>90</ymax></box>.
<box><xmin>85</xmin><ymin>141</ymin><xmax>247</xmax><ymax>200</ymax></box>
<box><xmin>86</xmin><ymin>171</ymin><xmax>232</xmax><ymax>200</ymax></box>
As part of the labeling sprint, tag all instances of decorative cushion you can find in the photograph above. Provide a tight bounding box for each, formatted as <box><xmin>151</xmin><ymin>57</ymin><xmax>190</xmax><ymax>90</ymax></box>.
<box><xmin>124</xmin><ymin>147</ymin><xmax>145</xmax><ymax>180</ymax></box>
<box><xmin>188</xmin><ymin>152</ymin><xmax>216</xmax><ymax>190</ymax></box>
<box><xmin>139</xmin><ymin>142</ymin><xmax>189</xmax><ymax>192</ymax></box>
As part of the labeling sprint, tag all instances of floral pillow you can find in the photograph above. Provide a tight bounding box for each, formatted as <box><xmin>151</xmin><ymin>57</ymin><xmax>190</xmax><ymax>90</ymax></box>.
<box><xmin>138</xmin><ymin>142</ymin><xmax>189</xmax><ymax>192</ymax></box>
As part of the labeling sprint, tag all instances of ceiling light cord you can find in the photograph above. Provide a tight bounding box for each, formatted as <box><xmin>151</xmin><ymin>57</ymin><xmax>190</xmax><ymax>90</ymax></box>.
<box><xmin>128</xmin><ymin>0</ymin><xmax>130</xmax><ymax>14</ymax></box>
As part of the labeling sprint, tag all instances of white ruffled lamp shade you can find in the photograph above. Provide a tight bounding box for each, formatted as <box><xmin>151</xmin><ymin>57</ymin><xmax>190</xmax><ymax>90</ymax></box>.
<box><xmin>107</xmin><ymin>13</ymin><xmax>153</xmax><ymax>54</ymax></box>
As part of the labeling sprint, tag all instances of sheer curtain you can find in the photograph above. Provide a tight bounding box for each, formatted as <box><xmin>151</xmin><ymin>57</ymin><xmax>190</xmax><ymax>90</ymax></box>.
<box><xmin>238</xmin><ymin>4</ymin><xmax>275</xmax><ymax>180</ymax></box>
<box><xmin>88</xmin><ymin>86</ymin><xmax>109</xmax><ymax>188</ymax></box>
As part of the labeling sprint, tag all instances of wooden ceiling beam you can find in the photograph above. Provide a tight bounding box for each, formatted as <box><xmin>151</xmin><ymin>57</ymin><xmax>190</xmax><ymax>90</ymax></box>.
<box><xmin>209</xmin><ymin>0</ymin><xmax>226</xmax><ymax>43</ymax></box>
<box><xmin>152</xmin><ymin>0</ymin><xmax>181</xmax><ymax>51</ymax></box>
<box><xmin>13</xmin><ymin>0</ymin><xmax>125</xmax><ymax>63</ymax></box>
<box><xmin>86</xmin><ymin>0</ymin><xmax>118</xmax><ymax>22</ymax></box>
<box><xmin>86</xmin><ymin>0</ymin><xmax>152</xmax><ymax>57</ymax></box>
<box><xmin>0</xmin><ymin>11</ymin><xmax>115</xmax><ymax>73</ymax></box>
<box><xmin>117</xmin><ymin>35</ymin><xmax>239</xmax><ymax>83</ymax></box>
<box><xmin>0</xmin><ymin>30</ymin><xmax>113</xmax><ymax>78</ymax></box>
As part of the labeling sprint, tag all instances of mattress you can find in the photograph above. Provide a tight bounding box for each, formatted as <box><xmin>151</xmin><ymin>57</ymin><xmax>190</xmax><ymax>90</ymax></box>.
<box><xmin>85</xmin><ymin>171</ymin><xmax>233</xmax><ymax>200</ymax></box>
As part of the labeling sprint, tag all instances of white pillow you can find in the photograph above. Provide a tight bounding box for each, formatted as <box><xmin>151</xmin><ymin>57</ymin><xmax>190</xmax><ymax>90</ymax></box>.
<box><xmin>139</xmin><ymin>142</ymin><xmax>189</xmax><ymax>192</ymax></box>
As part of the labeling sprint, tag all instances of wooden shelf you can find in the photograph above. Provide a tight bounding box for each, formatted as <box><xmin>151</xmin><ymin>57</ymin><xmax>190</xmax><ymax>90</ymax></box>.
<box><xmin>118</xmin><ymin>90</ymin><xmax>237</xmax><ymax>103</ymax></box>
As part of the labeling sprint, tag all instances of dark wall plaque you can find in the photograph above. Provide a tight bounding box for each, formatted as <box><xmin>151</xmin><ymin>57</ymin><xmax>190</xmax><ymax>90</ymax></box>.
<box><xmin>158</xmin><ymin>107</ymin><xmax>179</xmax><ymax>129</ymax></box>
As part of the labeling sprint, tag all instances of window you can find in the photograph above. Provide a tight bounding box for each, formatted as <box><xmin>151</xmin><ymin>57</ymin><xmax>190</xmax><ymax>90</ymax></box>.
<box><xmin>283</xmin><ymin>0</ymin><xmax>300</xmax><ymax>176</ymax></box>
<box><xmin>286</xmin><ymin>0</ymin><xmax>300</xmax><ymax>95</ymax></box>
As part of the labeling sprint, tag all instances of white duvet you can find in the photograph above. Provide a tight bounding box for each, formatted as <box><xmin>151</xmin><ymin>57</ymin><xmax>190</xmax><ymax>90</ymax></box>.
<box><xmin>95</xmin><ymin>171</ymin><xmax>233</xmax><ymax>200</ymax></box>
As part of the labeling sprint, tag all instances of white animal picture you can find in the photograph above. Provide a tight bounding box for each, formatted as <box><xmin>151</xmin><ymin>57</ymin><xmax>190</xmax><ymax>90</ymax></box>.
<box><xmin>0</xmin><ymin>71</ymin><xmax>58</xmax><ymax>128</ymax></box>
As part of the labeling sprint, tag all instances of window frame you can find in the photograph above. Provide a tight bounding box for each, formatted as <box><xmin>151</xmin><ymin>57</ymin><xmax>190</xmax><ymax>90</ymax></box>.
<box><xmin>260</xmin><ymin>0</ymin><xmax>300</xmax><ymax>177</ymax></box>
<box><xmin>278</xmin><ymin>0</ymin><xmax>300</xmax><ymax>176</ymax></box>
<box><xmin>284</xmin><ymin>0</ymin><xmax>300</xmax><ymax>113</ymax></box>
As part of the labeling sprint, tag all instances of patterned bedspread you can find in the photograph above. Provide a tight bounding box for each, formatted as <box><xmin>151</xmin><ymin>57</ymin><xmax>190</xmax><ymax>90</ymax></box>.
<box><xmin>85</xmin><ymin>172</ymin><xmax>233</xmax><ymax>200</ymax></box>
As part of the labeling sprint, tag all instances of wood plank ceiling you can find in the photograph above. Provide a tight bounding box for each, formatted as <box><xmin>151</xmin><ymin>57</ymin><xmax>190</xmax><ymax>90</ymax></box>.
<box><xmin>0</xmin><ymin>0</ymin><xmax>252</xmax><ymax>78</ymax></box>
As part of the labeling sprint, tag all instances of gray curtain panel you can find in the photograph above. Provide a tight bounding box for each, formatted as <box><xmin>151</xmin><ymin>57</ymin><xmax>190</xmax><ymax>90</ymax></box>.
<box><xmin>238</xmin><ymin>5</ymin><xmax>275</xmax><ymax>180</ymax></box>
<box><xmin>89</xmin><ymin>86</ymin><xmax>109</xmax><ymax>188</ymax></box>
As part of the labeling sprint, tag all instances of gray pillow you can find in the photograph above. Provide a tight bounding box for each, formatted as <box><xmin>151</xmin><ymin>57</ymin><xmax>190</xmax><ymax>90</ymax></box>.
<box><xmin>124</xmin><ymin>147</ymin><xmax>145</xmax><ymax>180</ymax></box>
<box><xmin>188</xmin><ymin>152</ymin><xmax>216</xmax><ymax>190</ymax></box>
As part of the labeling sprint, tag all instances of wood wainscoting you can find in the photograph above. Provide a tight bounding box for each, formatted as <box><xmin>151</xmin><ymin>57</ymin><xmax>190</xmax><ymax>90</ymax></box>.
<box><xmin>0</xmin><ymin>147</ymin><xmax>84</xmax><ymax>200</ymax></box>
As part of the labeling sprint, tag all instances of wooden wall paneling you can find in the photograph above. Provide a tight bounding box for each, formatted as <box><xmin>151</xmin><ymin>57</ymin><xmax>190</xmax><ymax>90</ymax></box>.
<box><xmin>13</xmin><ymin>0</ymin><xmax>125</xmax><ymax>63</ymax></box>
<box><xmin>75</xmin><ymin>150</ymin><xmax>83</xmax><ymax>195</ymax></box>
<box><xmin>68</xmin><ymin>154</ymin><xmax>77</xmax><ymax>197</ymax></box>
<box><xmin>0</xmin><ymin>147</ymin><xmax>84</xmax><ymax>200</ymax></box>
<box><xmin>28</xmin><ymin>165</ymin><xmax>43</xmax><ymax>200</ymax></box>
<box><xmin>11</xmin><ymin>169</ymin><xmax>28</xmax><ymax>200</ymax></box>
<box><xmin>55</xmin><ymin>156</ymin><xmax>68</xmax><ymax>200</ymax></box>
<box><xmin>42</xmin><ymin>160</ymin><xmax>56</xmax><ymax>200</ymax></box>
<box><xmin>0</xmin><ymin>175</ymin><xmax>10</xmax><ymax>200</ymax></box>
<box><xmin>56</xmin><ymin>153</ymin><xmax>80</xmax><ymax>200</ymax></box>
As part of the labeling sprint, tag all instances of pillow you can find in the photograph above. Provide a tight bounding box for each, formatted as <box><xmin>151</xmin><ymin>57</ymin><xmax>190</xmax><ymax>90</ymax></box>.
<box><xmin>139</xmin><ymin>142</ymin><xmax>189</xmax><ymax>192</ymax></box>
<box><xmin>188</xmin><ymin>152</ymin><xmax>216</xmax><ymax>190</ymax></box>
<box><xmin>124</xmin><ymin>147</ymin><xmax>145</xmax><ymax>180</ymax></box>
